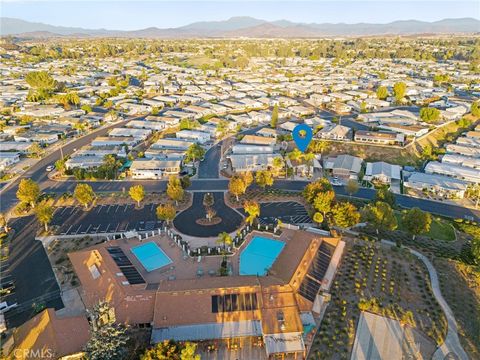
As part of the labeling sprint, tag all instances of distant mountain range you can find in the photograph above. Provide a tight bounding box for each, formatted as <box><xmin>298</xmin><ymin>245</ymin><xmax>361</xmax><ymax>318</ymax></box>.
<box><xmin>1</xmin><ymin>16</ymin><xmax>479</xmax><ymax>38</ymax></box>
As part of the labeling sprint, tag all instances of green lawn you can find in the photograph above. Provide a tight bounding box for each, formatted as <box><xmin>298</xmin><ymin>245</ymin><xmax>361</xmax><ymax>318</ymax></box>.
<box><xmin>395</xmin><ymin>212</ymin><xmax>456</xmax><ymax>242</ymax></box>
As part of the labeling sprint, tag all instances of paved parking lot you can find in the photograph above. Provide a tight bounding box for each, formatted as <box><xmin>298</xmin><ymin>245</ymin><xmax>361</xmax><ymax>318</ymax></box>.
<box><xmin>239</xmin><ymin>201</ymin><xmax>311</xmax><ymax>225</ymax></box>
<box><xmin>51</xmin><ymin>203</ymin><xmax>163</xmax><ymax>235</ymax></box>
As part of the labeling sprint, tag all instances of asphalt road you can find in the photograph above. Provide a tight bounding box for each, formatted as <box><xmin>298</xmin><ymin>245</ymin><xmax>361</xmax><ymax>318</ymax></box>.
<box><xmin>0</xmin><ymin>120</ymin><xmax>129</xmax><ymax>212</ymax></box>
<box><xmin>3</xmin><ymin>216</ymin><xmax>63</xmax><ymax>327</ymax></box>
<box><xmin>197</xmin><ymin>143</ymin><xmax>221</xmax><ymax>179</ymax></box>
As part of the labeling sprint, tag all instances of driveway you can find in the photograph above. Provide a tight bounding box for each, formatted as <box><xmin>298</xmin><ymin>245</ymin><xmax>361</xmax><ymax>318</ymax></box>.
<box><xmin>173</xmin><ymin>192</ymin><xmax>243</xmax><ymax>237</ymax></box>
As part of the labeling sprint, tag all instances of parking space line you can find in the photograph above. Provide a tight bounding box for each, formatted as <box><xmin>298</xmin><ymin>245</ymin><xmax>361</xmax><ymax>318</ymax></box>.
<box><xmin>97</xmin><ymin>206</ymin><xmax>103</xmax><ymax>214</ymax></box>
<box><xmin>73</xmin><ymin>225</ymin><xmax>82</xmax><ymax>235</ymax></box>
<box><xmin>106</xmin><ymin>205</ymin><xmax>113</xmax><ymax>213</ymax></box>
<box><xmin>115</xmin><ymin>205</ymin><xmax>120</xmax><ymax>213</ymax></box>
<box><xmin>64</xmin><ymin>225</ymin><xmax>73</xmax><ymax>235</ymax></box>
<box><xmin>70</xmin><ymin>207</ymin><xmax>77</xmax><ymax>215</ymax></box>
<box><xmin>114</xmin><ymin>223</ymin><xmax>120</xmax><ymax>233</ymax></box>
<box><xmin>60</xmin><ymin>207</ymin><xmax>68</xmax><ymax>215</ymax></box>
<box><xmin>123</xmin><ymin>205</ymin><xmax>129</xmax><ymax>213</ymax></box>
<box><xmin>150</xmin><ymin>203</ymin><xmax>154</xmax><ymax>211</ymax></box>
<box><xmin>103</xmin><ymin>223</ymin><xmax>110</xmax><ymax>233</ymax></box>
<box><xmin>92</xmin><ymin>225</ymin><xmax>100</xmax><ymax>233</ymax></box>
<box><xmin>84</xmin><ymin>224</ymin><xmax>92</xmax><ymax>233</ymax></box>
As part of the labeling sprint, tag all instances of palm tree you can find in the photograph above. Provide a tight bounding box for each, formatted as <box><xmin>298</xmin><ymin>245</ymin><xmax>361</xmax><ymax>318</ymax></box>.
<box><xmin>303</xmin><ymin>152</ymin><xmax>316</xmax><ymax>177</ymax></box>
<box><xmin>217</xmin><ymin>232</ymin><xmax>233</xmax><ymax>258</ymax></box>
<box><xmin>287</xmin><ymin>149</ymin><xmax>303</xmax><ymax>177</ymax></box>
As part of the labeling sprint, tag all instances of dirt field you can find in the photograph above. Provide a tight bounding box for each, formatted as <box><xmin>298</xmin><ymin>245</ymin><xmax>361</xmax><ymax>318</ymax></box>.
<box><xmin>434</xmin><ymin>258</ymin><xmax>480</xmax><ymax>359</ymax></box>
<box><xmin>309</xmin><ymin>240</ymin><xmax>446</xmax><ymax>360</ymax></box>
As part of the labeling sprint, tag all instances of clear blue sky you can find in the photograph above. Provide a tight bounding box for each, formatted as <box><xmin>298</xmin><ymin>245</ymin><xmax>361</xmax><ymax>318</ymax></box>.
<box><xmin>1</xmin><ymin>1</ymin><xmax>479</xmax><ymax>30</ymax></box>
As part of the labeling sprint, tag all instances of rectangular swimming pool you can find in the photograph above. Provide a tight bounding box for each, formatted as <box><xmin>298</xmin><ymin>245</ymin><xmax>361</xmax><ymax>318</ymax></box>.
<box><xmin>239</xmin><ymin>236</ymin><xmax>285</xmax><ymax>276</ymax></box>
<box><xmin>131</xmin><ymin>242</ymin><xmax>172</xmax><ymax>272</ymax></box>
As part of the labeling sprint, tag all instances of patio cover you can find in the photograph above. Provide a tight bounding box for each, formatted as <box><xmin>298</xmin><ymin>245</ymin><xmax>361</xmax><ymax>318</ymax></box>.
<box><xmin>264</xmin><ymin>332</ymin><xmax>305</xmax><ymax>355</ymax></box>
<box><xmin>151</xmin><ymin>320</ymin><xmax>262</xmax><ymax>342</ymax></box>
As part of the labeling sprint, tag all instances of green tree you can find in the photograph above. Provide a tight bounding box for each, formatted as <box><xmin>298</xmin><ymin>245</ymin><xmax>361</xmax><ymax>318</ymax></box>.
<box><xmin>270</xmin><ymin>104</ymin><xmax>279</xmax><ymax>128</ymax></box>
<box><xmin>244</xmin><ymin>200</ymin><xmax>260</xmax><ymax>225</ymax></box>
<box><xmin>420</xmin><ymin>107</ymin><xmax>441</xmax><ymax>123</ymax></box>
<box><xmin>303</xmin><ymin>178</ymin><xmax>333</xmax><ymax>204</ymax></box>
<box><xmin>141</xmin><ymin>340</ymin><xmax>200</xmax><ymax>360</ymax></box>
<box><xmin>402</xmin><ymin>208</ymin><xmax>432</xmax><ymax>240</ymax></box>
<box><xmin>374</xmin><ymin>187</ymin><xmax>396</xmax><ymax>207</ymax></box>
<box><xmin>255</xmin><ymin>170</ymin><xmax>274</xmax><ymax>188</ymax></box>
<box><xmin>332</xmin><ymin>202</ymin><xmax>360</xmax><ymax>228</ymax></box>
<box><xmin>74</xmin><ymin>183</ymin><xmax>95</xmax><ymax>209</ymax></box>
<box><xmin>471</xmin><ymin>101</ymin><xmax>480</xmax><ymax>117</ymax></box>
<box><xmin>313</xmin><ymin>190</ymin><xmax>335</xmax><ymax>217</ymax></box>
<box><xmin>472</xmin><ymin>236</ymin><xmax>480</xmax><ymax>265</ymax></box>
<box><xmin>84</xmin><ymin>302</ymin><xmax>129</xmax><ymax>360</ymax></box>
<box><xmin>35</xmin><ymin>201</ymin><xmax>54</xmax><ymax>232</ymax></box>
<box><xmin>345</xmin><ymin>179</ymin><xmax>359</xmax><ymax>197</ymax></box>
<box><xmin>393</xmin><ymin>82</ymin><xmax>406</xmax><ymax>103</ymax></box>
<box><xmin>54</xmin><ymin>158</ymin><xmax>66</xmax><ymax>175</ymax></box>
<box><xmin>180</xmin><ymin>175</ymin><xmax>191</xmax><ymax>189</ymax></box>
<box><xmin>166</xmin><ymin>176</ymin><xmax>184</xmax><ymax>205</ymax></box>
<box><xmin>361</xmin><ymin>201</ymin><xmax>398</xmax><ymax>239</ymax></box>
<box><xmin>16</xmin><ymin>178</ymin><xmax>40</xmax><ymax>208</ymax></box>
<box><xmin>376</xmin><ymin>86</ymin><xmax>389</xmax><ymax>100</ymax></box>
<box><xmin>129</xmin><ymin>185</ymin><xmax>145</xmax><ymax>207</ymax></box>
<box><xmin>156</xmin><ymin>203</ymin><xmax>176</xmax><ymax>224</ymax></box>
<box><xmin>229</xmin><ymin>176</ymin><xmax>246</xmax><ymax>201</ymax></box>
<box><xmin>185</xmin><ymin>143</ymin><xmax>205</xmax><ymax>163</ymax></box>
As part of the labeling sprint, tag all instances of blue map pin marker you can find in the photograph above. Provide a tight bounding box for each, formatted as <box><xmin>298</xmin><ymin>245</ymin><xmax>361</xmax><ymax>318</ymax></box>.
<box><xmin>292</xmin><ymin>124</ymin><xmax>313</xmax><ymax>152</ymax></box>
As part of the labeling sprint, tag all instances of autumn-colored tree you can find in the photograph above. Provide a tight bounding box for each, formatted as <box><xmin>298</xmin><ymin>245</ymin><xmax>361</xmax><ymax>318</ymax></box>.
<box><xmin>303</xmin><ymin>178</ymin><xmax>333</xmax><ymax>204</ymax></box>
<box><xmin>241</xmin><ymin>171</ymin><xmax>254</xmax><ymax>188</ymax></box>
<box><xmin>156</xmin><ymin>203</ymin><xmax>176</xmax><ymax>224</ymax></box>
<box><xmin>129</xmin><ymin>185</ymin><xmax>145</xmax><ymax>207</ymax></box>
<box><xmin>229</xmin><ymin>176</ymin><xmax>247</xmax><ymax>201</ymax></box>
<box><xmin>244</xmin><ymin>200</ymin><xmax>260</xmax><ymax>225</ymax></box>
<box><xmin>166</xmin><ymin>176</ymin><xmax>184</xmax><ymax>205</ymax></box>
<box><xmin>74</xmin><ymin>183</ymin><xmax>96</xmax><ymax>209</ymax></box>
<box><xmin>313</xmin><ymin>190</ymin><xmax>336</xmax><ymax>217</ymax></box>
<box><xmin>255</xmin><ymin>170</ymin><xmax>274</xmax><ymax>188</ymax></box>
<box><xmin>332</xmin><ymin>202</ymin><xmax>360</xmax><ymax>228</ymax></box>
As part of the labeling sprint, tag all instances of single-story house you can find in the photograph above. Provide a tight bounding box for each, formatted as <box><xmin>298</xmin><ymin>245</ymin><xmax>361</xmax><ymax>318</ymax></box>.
<box><xmin>324</xmin><ymin>155</ymin><xmax>363</xmax><ymax>179</ymax></box>
<box><xmin>404</xmin><ymin>172</ymin><xmax>468</xmax><ymax>198</ymax></box>
<box><xmin>65</xmin><ymin>155</ymin><xmax>105</xmax><ymax>170</ymax></box>
<box><xmin>240</xmin><ymin>135</ymin><xmax>276</xmax><ymax>146</ymax></box>
<box><xmin>364</xmin><ymin>162</ymin><xmax>402</xmax><ymax>184</ymax></box>
<box><xmin>150</xmin><ymin>138</ymin><xmax>195</xmax><ymax>151</ymax></box>
<box><xmin>228</xmin><ymin>153</ymin><xmax>277</xmax><ymax>173</ymax></box>
<box><xmin>130</xmin><ymin>159</ymin><xmax>182</xmax><ymax>179</ymax></box>
<box><xmin>354</xmin><ymin>130</ymin><xmax>405</xmax><ymax>146</ymax></box>
<box><xmin>316</xmin><ymin>124</ymin><xmax>352</xmax><ymax>141</ymax></box>
<box><xmin>0</xmin><ymin>152</ymin><xmax>21</xmax><ymax>170</ymax></box>
<box><xmin>176</xmin><ymin>130</ymin><xmax>210</xmax><ymax>144</ymax></box>
<box><xmin>424</xmin><ymin>161</ymin><xmax>480</xmax><ymax>183</ymax></box>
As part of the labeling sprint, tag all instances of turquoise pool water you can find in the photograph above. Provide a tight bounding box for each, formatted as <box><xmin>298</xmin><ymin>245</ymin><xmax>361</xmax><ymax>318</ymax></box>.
<box><xmin>131</xmin><ymin>242</ymin><xmax>172</xmax><ymax>272</ymax></box>
<box><xmin>239</xmin><ymin>236</ymin><xmax>285</xmax><ymax>276</ymax></box>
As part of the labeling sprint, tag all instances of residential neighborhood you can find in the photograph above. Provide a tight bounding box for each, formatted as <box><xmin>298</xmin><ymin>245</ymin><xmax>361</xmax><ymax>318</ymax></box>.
<box><xmin>0</xmin><ymin>5</ymin><xmax>479</xmax><ymax>360</ymax></box>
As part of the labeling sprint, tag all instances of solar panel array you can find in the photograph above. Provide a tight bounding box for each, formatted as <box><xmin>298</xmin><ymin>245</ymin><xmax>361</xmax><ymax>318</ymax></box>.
<box><xmin>299</xmin><ymin>242</ymin><xmax>335</xmax><ymax>302</ymax></box>
<box><xmin>107</xmin><ymin>247</ymin><xmax>145</xmax><ymax>285</ymax></box>
<box><xmin>211</xmin><ymin>293</ymin><xmax>258</xmax><ymax>313</ymax></box>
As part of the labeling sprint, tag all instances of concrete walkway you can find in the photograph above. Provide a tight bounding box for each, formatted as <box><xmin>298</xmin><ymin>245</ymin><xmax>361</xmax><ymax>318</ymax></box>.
<box><xmin>382</xmin><ymin>240</ymin><xmax>469</xmax><ymax>360</ymax></box>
